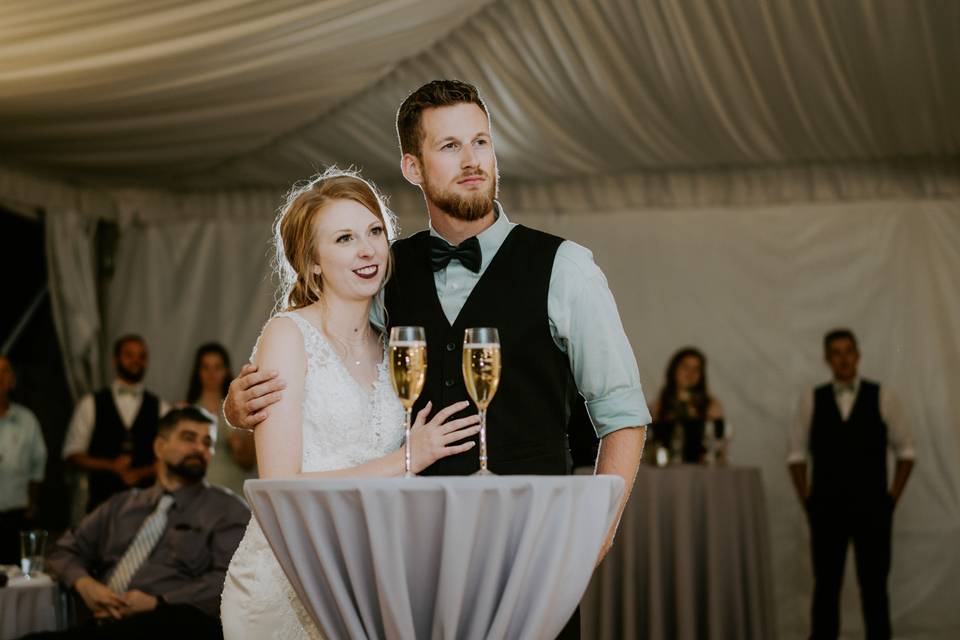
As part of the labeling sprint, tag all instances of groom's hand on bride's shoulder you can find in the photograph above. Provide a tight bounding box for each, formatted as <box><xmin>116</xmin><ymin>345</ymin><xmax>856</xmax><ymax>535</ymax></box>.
<box><xmin>224</xmin><ymin>363</ymin><xmax>287</xmax><ymax>430</ymax></box>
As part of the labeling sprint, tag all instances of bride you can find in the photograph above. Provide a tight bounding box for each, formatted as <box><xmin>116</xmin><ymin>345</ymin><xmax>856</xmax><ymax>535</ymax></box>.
<box><xmin>220</xmin><ymin>170</ymin><xmax>481</xmax><ymax>639</ymax></box>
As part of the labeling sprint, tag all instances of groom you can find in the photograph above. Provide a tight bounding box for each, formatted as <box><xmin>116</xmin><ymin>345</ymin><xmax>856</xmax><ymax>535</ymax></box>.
<box><xmin>225</xmin><ymin>80</ymin><xmax>651</xmax><ymax>638</ymax></box>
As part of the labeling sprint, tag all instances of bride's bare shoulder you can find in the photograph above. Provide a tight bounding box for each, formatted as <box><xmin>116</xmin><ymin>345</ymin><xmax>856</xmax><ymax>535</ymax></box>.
<box><xmin>254</xmin><ymin>315</ymin><xmax>305</xmax><ymax>367</ymax></box>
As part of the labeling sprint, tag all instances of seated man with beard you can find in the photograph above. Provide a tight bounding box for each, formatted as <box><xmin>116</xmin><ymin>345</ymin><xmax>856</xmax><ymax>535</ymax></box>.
<box><xmin>27</xmin><ymin>407</ymin><xmax>249</xmax><ymax>639</ymax></box>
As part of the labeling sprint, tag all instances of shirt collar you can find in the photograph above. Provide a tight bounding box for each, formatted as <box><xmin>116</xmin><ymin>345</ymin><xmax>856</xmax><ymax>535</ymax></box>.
<box><xmin>429</xmin><ymin>200</ymin><xmax>514</xmax><ymax>272</ymax></box>
<box><xmin>112</xmin><ymin>380</ymin><xmax>143</xmax><ymax>397</ymax></box>
<box><xmin>141</xmin><ymin>480</ymin><xmax>207</xmax><ymax>511</ymax></box>
<box><xmin>833</xmin><ymin>377</ymin><xmax>860</xmax><ymax>394</ymax></box>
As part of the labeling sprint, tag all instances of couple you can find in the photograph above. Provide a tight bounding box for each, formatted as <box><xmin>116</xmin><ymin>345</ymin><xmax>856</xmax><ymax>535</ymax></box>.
<box><xmin>219</xmin><ymin>80</ymin><xmax>652</xmax><ymax>639</ymax></box>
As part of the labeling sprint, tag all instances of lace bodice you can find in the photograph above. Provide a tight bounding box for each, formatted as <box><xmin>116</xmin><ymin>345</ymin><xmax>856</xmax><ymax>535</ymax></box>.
<box><xmin>270</xmin><ymin>310</ymin><xmax>406</xmax><ymax>472</ymax></box>
<box><xmin>222</xmin><ymin>310</ymin><xmax>406</xmax><ymax>640</ymax></box>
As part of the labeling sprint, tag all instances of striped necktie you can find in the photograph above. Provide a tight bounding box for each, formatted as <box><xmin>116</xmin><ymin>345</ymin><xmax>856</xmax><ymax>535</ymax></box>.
<box><xmin>106</xmin><ymin>494</ymin><xmax>174</xmax><ymax>593</ymax></box>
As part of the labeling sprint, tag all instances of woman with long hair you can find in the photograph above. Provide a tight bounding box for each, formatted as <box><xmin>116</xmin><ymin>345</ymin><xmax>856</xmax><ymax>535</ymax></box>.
<box><xmin>185</xmin><ymin>342</ymin><xmax>255</xmax><ymax>494</ymax></box>
<box><xmin>649</xmin><ymin>347</ymin><xmax>728</xmax><ymax>464</ymax></box>
<box><xmin>220</xmin><ymin>169</ymin><xmax>479</xmax><ymax>639</ymax></box>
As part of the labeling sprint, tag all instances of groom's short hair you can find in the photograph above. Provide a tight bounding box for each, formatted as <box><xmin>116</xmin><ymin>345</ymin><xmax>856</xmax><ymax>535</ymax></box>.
<box><xmin>396</xmin><ymin>79</ymin><xmax>490</xmax><ymax>159</ymax></box>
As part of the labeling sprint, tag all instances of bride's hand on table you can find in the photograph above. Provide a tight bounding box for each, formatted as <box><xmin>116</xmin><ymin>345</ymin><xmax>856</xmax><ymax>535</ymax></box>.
<box><xmin>409</xmin><ymin>401</ymin><xmax>480</xmax><ymax>474</ymax></box>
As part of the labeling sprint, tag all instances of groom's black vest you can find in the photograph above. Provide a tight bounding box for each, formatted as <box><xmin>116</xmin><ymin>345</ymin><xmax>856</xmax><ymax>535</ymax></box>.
<box><xmin>385</xmin><ymin>225</ymin><xmax>576</xmax><ymax>476</ymax></box>
<box><xmin>809</xmin><ymin>379</ymin><xmax>888</xmax><ymax>502</ymax></box>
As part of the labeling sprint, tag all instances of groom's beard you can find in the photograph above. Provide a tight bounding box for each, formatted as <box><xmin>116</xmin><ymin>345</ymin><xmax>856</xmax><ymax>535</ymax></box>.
<box><xmin>423</xmin><ymin>168</ymin><xmax>498</xmax><ymax>222</ymax></box>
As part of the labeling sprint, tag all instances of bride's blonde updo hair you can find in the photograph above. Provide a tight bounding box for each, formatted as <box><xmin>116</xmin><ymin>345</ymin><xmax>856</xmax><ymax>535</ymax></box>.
<box><xmin>273</xmin><ymin>168</ymin><xmax>396</xmax><ymax>314</ymax></box>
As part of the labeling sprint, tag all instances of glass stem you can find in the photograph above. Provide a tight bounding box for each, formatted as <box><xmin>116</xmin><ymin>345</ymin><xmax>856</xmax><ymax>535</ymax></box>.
<box><xmin>404</xmin><ymin>408</ymin><xmax>413</xmax><ymax>477</ymax></box>
<box><xmin>479</xmin><ymin>409</ymin><xmax>488</xmax><ymax>473</ymax></box>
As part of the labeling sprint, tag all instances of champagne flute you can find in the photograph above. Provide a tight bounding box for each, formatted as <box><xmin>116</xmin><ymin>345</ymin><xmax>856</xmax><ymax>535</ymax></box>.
<box><xmin>388</xmin><ymin>326</ymin><xmax>427</xmax><ymax>477</ymax></box>
<box><xmin>462</xmin><ymin>327</ymin><xmax>501</xmax><ymax>475</ymax></box>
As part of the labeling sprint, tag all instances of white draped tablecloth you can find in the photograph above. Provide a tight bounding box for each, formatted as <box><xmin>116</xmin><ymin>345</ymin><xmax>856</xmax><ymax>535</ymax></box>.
<box><xmin>0</xmin><ymin>572</ymin><xmax>63</xmax><ymax>639</ymax></box>
<box><xmin>580</xmin><ymin>466</ymin><xmax>775</xmax><ymax>639</ymax></box>
<box><xmin>244</xmin><ymin>475</ymin><xmax>624</xmax><ymax>640</ymax></box>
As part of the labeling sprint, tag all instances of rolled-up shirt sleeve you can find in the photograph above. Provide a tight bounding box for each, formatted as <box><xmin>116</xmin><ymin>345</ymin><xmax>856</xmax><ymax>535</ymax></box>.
<box><xmin>62</xmin><ymin>394</ymin><xmax>95</xmax><ymax>459</ymax></box>
<box><xmin>881</xmin><ymin>388</ymin><xmax>915</xmax><ymax>460</ymax></box>
<box><xmin>549</xmin><ymin>241</ymin><xmax>651</xmax><ymax>438</ymax></box>
<box><xmin>787</xmin><ymin>390</ymin><xmax>814</xmax><ymax>465</ymax></box>
<box><xmin>24</xmin><ymin>409</ymin><xmax>47</xmax><ymax>481</ymax></box>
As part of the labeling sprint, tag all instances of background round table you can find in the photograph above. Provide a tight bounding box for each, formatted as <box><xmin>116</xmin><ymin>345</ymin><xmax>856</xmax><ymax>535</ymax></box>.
<box><xmin>580</xmin><ymin>466</ymin><xmax>776</xmax><ymax>639</ymax></box>
<box><xmin>245</xmin><ymin>475</ymin><xmax>624</xmax><ymax>640</ymax></box>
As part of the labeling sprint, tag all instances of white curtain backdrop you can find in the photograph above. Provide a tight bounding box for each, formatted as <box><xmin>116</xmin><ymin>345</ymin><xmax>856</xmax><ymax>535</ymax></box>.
<box><xmin>44</xmin><ymin>209</ymin><xmax>104</xmax><ymax>401</ymax></box>
<box><xmin>107</xmin><ymin>216</ymin><xmax>277</xmax><ymax>405</ymax></box>
<box><xmin>106</xmin><ymin>190</ymin><xmax>960</xmax><ymax>639</ymax></box>
<box><xmin>509</xmin><ymin>198</ymin><xmax>960</xmax><ymax>640</ymax></box>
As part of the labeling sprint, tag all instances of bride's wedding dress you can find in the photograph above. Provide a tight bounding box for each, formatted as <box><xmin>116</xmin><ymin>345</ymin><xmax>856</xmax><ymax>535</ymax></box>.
<box><xmin>221</xmin><ymin>311</ymin><xmax>405</xmax><ymax>639</ymax></box>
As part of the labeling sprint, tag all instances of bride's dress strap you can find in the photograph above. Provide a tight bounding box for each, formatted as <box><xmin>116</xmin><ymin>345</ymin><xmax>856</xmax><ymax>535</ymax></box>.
<box><xmin>274</xmin><ymin>310</ymin><xmax>313</xmax><ymax>335</ymax></box>
<box><xmin>265</xmin><ymin>310</ymin><xmax>332</xmax><ymax>368</ymax></box>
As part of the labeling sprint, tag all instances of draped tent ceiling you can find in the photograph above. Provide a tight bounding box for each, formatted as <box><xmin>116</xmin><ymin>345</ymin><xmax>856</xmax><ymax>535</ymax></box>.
<box><xmin>4</xmin><ymin>4</ymin><xmax>960</xmax><ymax>638</ymax></box>
<box><xmin>2</xmin><ymin>0</ymin><xmax>959</xmax><ymax>196</ymax></box>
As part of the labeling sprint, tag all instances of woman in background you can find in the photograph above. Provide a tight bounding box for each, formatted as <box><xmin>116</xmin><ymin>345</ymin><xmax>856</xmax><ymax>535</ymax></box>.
<box><xmin>186</xmin><ymin>343</ymin><xmax>256</xmax><ymax>493</ymax></box>
<box><xmin>649</xmin><ymin>347</ymin><xmax>728</xmax><ymax>465</ymax></box>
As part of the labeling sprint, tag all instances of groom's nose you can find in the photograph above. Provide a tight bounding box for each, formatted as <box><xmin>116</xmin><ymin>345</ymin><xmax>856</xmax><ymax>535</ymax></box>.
<box><xmin>460</xmin><ymin>144</ymin><xmax>479</xmax><ymax>169</ymax></box>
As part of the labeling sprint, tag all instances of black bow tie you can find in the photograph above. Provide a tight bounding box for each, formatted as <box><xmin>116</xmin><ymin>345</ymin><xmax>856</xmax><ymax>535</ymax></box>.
<box><xmin>430</xmin><ymin>236</ymin><xmax>482</xmax><ymax>273</ymax></box>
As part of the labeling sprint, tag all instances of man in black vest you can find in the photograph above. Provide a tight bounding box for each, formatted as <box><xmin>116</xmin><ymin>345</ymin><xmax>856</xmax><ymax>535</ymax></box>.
<box><xmin>224</xmin><ymin>80</ymin><xmax>651</xmax><ymax>639</ymax></box>
<box><xmin>788</xmin><ymin>329</ymin><xmax>915</xmax><ymax>640</ymax></box>
<box><xmin>63</xmin><ymin>335</ymin><xmax>170</xmax><ymax>513</ymax></box>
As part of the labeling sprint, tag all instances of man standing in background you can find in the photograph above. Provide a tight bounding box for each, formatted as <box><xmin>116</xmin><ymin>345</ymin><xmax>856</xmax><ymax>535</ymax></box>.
<box><xmin>63</xmin><ymin>335</ymin><xmax>170</xmax><ymax>513</ymax></box>
<box><xmin>0</xmin><ymin>355</ymin><xmax>47</xmax><ymax>564</ymax></box>
<box><xmin>788</xmin><ymin>329</ymin><xmax>915</xmax><ymax>640</ymax></box>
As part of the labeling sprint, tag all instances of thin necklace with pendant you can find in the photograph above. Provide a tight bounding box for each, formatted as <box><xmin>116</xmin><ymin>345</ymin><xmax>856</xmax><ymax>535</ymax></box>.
<box><xmin>327</xmin><ymin>325</ymin><xmax>370</xmax><ymax>368</ymax></box>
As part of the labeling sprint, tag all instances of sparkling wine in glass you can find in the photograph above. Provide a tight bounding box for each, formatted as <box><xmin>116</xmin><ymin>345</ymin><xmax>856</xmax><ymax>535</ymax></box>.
<box><xmin>462</xmin><ymin>327</ymin><xmax>501</xmax><ymax>475</ymax></box>
<box><xmin>389</xmin><ymin>326</ymin><xmax>427</xmax><ymax>477</ymax></box>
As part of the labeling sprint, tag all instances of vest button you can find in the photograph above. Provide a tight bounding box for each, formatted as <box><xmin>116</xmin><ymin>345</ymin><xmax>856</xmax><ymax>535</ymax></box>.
<box><xmin>446</xmin><ymin>342</ymin><xmax>456</xmax><ymax>352</ymax></box>
<box><xmin>444</xmin><ymin>379</ymin><xmax>455</xmax><ymax>388</ymax></box>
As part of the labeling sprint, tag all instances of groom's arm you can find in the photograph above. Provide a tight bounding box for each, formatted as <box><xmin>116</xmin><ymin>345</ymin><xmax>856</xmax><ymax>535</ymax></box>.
<box><xmin>547</xmin><ymin>241</ymin><xmax>652</xmax><ymax>563</ymax></box>
<box><xmin>595</xmin><ymin>426</ymin><xmax>646</xmax><ymax>563</ymax></box>
<box><xmin>223</xmin><ymin>363</ymin><xmax>286</xmax><ymax>430</ymax></box>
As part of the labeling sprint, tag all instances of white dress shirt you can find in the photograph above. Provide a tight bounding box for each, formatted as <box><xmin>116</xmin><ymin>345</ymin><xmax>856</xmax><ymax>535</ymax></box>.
<box><xmin>787</xmin><ymin>377</ymin><xmax>915</xmax><ymax>464</ymax></box>
<box><xmin>0</xmin><ymin>402</ymin><xmax>48</xmax><ymax>511</ymax></box>
<box><xmin>62</xmin><ymin>380</ymin><xmax>170</xmax><ymax>459</ymax></box>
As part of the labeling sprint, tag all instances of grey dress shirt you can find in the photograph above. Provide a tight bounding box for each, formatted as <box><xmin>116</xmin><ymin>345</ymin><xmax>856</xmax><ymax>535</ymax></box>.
<box><xmin>47</xmin><ymin>480</ymin><xmax>250</xmax><ymax>618</ymax></box>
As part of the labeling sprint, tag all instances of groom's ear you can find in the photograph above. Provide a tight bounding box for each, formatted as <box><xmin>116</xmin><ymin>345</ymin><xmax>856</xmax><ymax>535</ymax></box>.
<box><xmin>401</xmin><ymin>153</ymin><xmax>423</xmax><ymax>186</ymax></box>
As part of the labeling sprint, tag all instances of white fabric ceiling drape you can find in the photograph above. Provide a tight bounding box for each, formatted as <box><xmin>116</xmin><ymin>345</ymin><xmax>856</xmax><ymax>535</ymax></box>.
<box><xmin>0</xmin><ymin>0</ymin><xmax>496</xmax><ymax>186</ymax></box>
<box><xmin>2</xmin><ymin>0</ymin><xmax>958</xmax><ymax>189</ymax></box>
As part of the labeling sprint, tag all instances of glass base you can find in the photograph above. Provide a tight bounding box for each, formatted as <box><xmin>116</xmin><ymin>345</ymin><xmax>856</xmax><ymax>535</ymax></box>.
<box><xmin>473</xmin><ymin>468</ymin><xmax>496</xmax><ymax>476</ymax></box>
<box><xmin>403</xmin><ymin>471</ymin><xmax>416</xmax><ymax>478</ymax></box>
